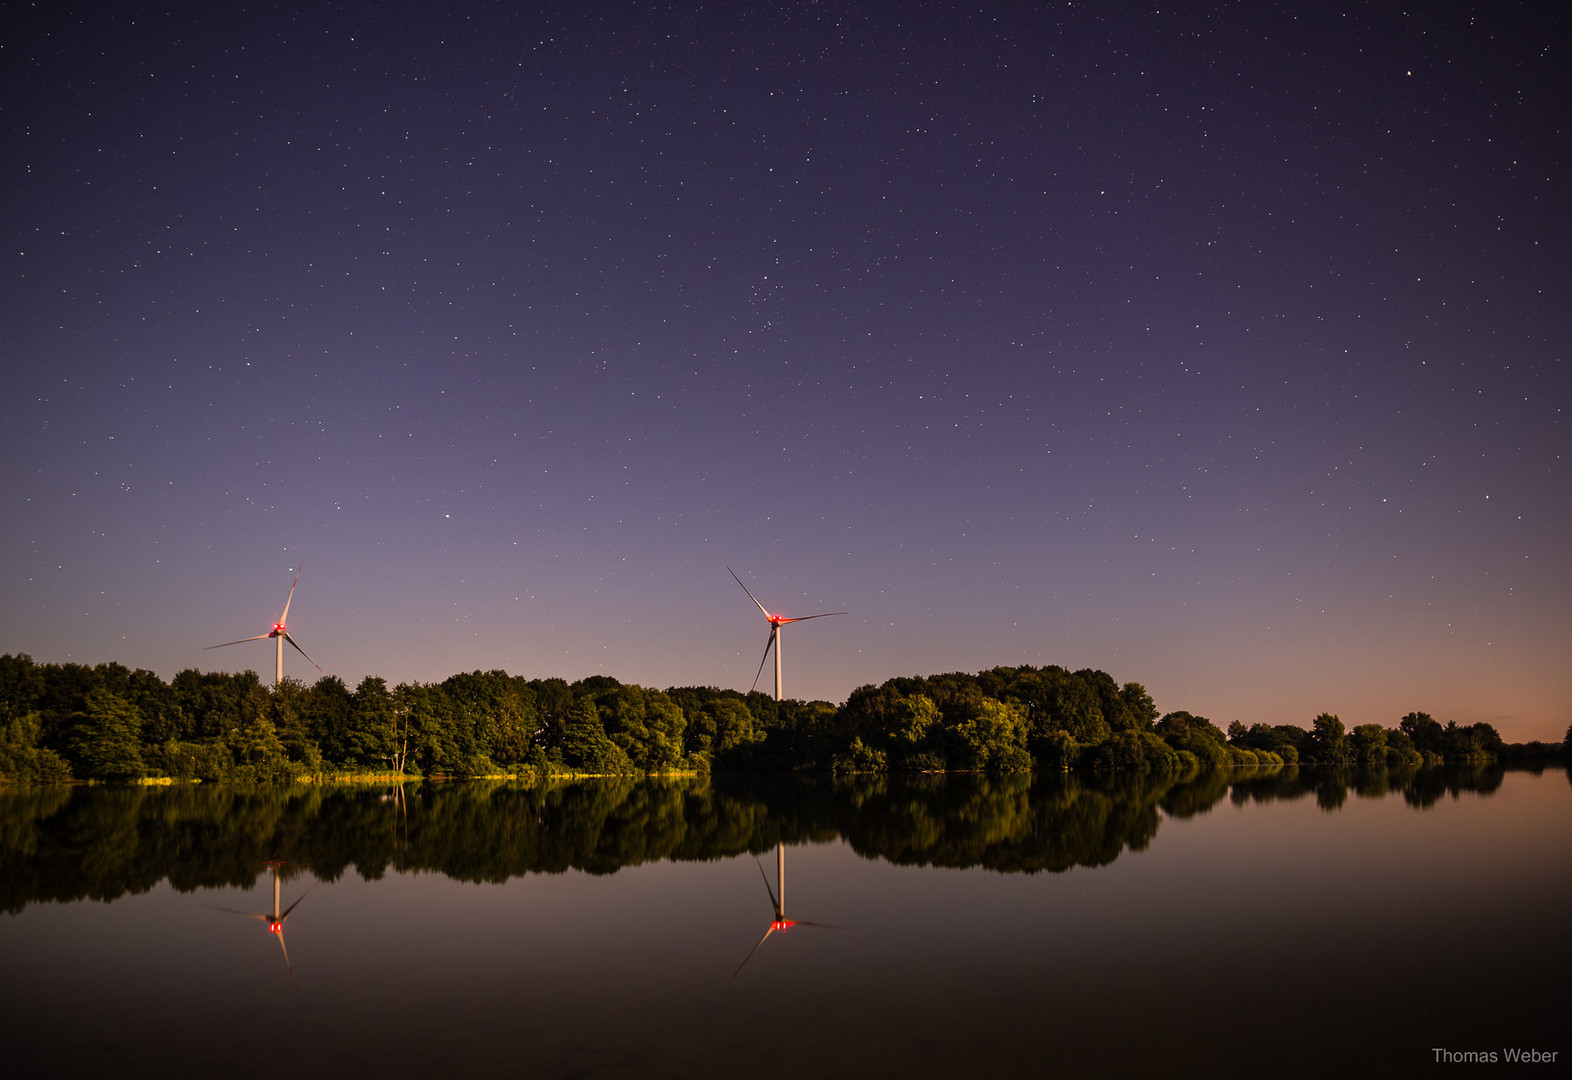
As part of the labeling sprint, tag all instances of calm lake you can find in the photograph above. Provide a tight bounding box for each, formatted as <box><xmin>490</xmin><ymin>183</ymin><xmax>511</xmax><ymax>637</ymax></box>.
<box><xmin>2</xmin><ymin>766</ymin><xmax>1567</xmax><ymax>1079</ymax></box>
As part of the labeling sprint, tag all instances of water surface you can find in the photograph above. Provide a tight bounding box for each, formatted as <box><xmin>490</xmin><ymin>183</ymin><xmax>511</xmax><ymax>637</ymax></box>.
<box><xmin>2</xmin><ymin>766</ymin><xmax>1566</xmax><ymax>1078</ymax></box>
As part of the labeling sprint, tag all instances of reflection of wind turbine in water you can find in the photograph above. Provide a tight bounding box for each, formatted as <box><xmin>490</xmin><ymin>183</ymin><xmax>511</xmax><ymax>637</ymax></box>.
<box><xmin>729</xmin><ymin>568</ymin><xmax>845</xmax><ymax>702</ymax></box>
<box><xmin>205</xmin><ymin>568</ymin><xmax>322</xmax><ymax>689</ymax></box>
<box><xmin>733</xmin><ymin>843</ymin><xmax>845</xmax><ymax>978</ymax></box>
<box><xmin>207</xmin><ymin>861</ymin><xmax>316</xmax><ymax>979</ymax></box>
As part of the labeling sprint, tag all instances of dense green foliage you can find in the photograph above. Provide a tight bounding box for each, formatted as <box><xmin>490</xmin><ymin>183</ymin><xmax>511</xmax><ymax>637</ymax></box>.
<box><xmin>0</xmin><ymin>653</ymin><xmax>1552</xmax><ymax>785</ymax></box>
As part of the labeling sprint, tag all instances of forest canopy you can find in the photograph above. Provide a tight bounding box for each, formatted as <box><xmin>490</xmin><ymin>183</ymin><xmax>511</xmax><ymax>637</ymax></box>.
<box><xmin>0</xmin><ymin>653</ymin><xmax>1553</xmax><ymax>784</ymax></box>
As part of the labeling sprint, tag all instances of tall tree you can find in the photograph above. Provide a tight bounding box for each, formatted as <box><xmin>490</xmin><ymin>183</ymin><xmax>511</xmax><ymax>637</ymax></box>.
<box><xmin>303</xmin><ymin>674</ymin><xmax>354</xmax><ymax>763</ymax></box>
<box><xmin>1118</xmin><ymin>682</ymin><xmax>1159</xmax><ymax>730</ymax></box>
<box><xmin>1399</xmin><ymin>712</ymin><xmax>1444</xmax><ymax>758</ymax></box>
<box><xmin>70</xmin><ymin>687</ymin><xmax>146</xmax><ymax>781</ymax></box>
<box><xmin>1350</xmin><ymin>724</ymin><xmax>1388</xmax><ymax>764</ymax></box>
<box><xmin>1307</xmin><ymin>714</ymin><xmax>1352</xmax><ymax>764</ymax></box>
<box><xmin>346</xmin><ymin>676</ymin><xmax>396</xmax><ymax>767</ymax></box>
<box><xmin>557</xmin><ymin>700</ymin><xmax>632</xmax><ymax>773</ymax></box>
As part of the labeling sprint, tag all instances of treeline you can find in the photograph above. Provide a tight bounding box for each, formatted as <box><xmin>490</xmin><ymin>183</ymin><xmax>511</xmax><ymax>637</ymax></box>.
<box><xmin>0</xmin><ymin>763</ymin><xmax>1530</xmax><ymax>912</ymax></box>
<box><xmin>0</xmin><ymin>653</ymin><xmax>1563</xmax><ymax>784</ymax></box>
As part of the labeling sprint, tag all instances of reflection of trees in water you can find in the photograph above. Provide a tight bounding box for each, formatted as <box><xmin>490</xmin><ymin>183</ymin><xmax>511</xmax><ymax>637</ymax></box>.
<box><xmin>1224</xmin><ymin>762</ymin><xmax>1506</xmax><ymax>811</ymax></box>
<box><xmin>0</xmin><ymin>764</ymin><xmax>1552</xmax><ymax>912</ymax></box>
<box><xmin>825</xmin><ymin>772</ymin><xmax>1170</xmax><ymax>874</ymax></box>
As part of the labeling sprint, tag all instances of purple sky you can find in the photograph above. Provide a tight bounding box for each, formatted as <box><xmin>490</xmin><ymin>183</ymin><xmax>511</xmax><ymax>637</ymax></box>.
<box><xmin>3</xmin><ymin>2</ymin><xmax>1568</xmax><ymax>740</ymax></box>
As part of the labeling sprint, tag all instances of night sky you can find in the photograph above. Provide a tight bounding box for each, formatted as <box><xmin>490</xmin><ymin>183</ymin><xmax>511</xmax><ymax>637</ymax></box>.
<box><xmin>4</xmin><ymin>2</ymin><xmax>1568</xmax><ymax>740</ymax></box>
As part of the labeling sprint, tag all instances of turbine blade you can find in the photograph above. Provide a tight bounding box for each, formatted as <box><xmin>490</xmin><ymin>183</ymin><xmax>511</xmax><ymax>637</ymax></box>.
<box><xmin>728</xmin><ymin>567</ymin><xmax>772</xmax><ymax>619</ymax></box>
<box><xmin>755</xmin><ymin>856</ymin><xmax>781</xmax><ymax>916</ymax></box>
<box><xmin>786</xmin><ymin>919</ymin><xmax>848</xmax><ymax>929</ymax></box>
<box><xmin>279</xmin><ymin>569</ymin><xmax>301</xmax><ymax>625</ymax></box>
<box><xmin>749</xmin><ymin>628</ymin><xmax>776</xmax><ymax>694</ymax></box>
<box><xmin>276</xmin><ymin>929</ymin><xmax>294</xmax><ymax>978</ymax></box>
<box><xmin>732</xmin><ymin>924</ymin><xmax>777</xmax><ymax>980</ymax></box>
<box><xmin>779</xmin><ymin>612</ymin><xmax>848</xmax><ymax>623</ymax></box>
<box><xmin>204</xmin><ymin>906</ymin><xmax>267</xmax><ymax>920</ymax></box>
<box><xmin>282</xmin><ymin>633</ymin><xmax>323</xmax><ymax>672</ymax></box>
<box><xmin>278</xmin><ymin>882</ymin><xmax>316</xmax><ymax>922</ymax></box>
<box><xmin>205</xmin><ymin>635</ymin><xmax>272</xmax><ymax>649</ymax></box>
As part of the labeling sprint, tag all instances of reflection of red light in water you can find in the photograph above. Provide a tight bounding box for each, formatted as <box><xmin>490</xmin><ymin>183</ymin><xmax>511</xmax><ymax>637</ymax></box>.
<box><xmin>773</xmin><ymin>920</ymin><xmax>795</xmax><ymax>931</ymax></box>
<box><xmin>269</xmin><ymin>922</ymin><xmax>282</xmax><ymax>933</ymax></box>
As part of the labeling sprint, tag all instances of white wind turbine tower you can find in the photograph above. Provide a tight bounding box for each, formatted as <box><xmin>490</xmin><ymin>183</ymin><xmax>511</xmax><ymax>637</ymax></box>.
<box><xmin>205</xmin><ymin>569</ymin><xmax>322</xmax><ymax>689</ymax></box>
<box><xmin>729</xmin><ymin>568</ymin><xmax>845</xmax><ymax>702</ymax></box>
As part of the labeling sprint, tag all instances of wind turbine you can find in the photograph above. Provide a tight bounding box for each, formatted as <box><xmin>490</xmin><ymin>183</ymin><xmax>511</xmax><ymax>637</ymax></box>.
<box><xmin>728</xmin><ymin>567</ymin><xmax>845</xmax><ymax>702</ymax></box>
<box><xmin>733</xmin><ymin>842</ymin><xmax>844</xmax><ymax>978</ymax></box>
<box><xmin>206</xmin><ymin>568</ymin><xmax>322</xmax><ymax>688</ymax></box>
<box><xmin>207</xmin><ymin>861</ymin><xmax>316</xmax><ymax>981</ymax></box>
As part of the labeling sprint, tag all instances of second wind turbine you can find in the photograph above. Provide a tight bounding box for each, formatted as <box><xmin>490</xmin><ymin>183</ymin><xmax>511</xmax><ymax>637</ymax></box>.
<box><xmin>729</xmin><ymin>568</ymin><xmax>845</xmax><ymax>702</ymax></box>
<box><xmin>205</xmin><ymin>569</ymin><xmax>322</xmax><ymax>689</ymax></box>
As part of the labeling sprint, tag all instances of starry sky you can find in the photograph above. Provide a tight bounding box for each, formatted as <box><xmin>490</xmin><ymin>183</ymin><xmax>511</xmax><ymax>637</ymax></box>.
<box><xmin>3</xmin><ymin>2</ymin><xmax>1568</xmax><ymax>740</ymax></box>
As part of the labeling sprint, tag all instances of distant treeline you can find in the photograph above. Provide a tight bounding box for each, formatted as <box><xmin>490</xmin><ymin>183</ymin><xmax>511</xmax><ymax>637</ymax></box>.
<box><xmin>0</xmin><ymin>764</ymin><xmax>1538</xmax><ymax>913</ymax></box>
<box><xmin>0</xmin><ymin>653</ymin><xmax>1564</xmax><ymax>784</ymax></box>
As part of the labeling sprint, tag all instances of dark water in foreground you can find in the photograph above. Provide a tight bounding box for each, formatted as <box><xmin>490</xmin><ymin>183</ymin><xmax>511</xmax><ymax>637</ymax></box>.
<box><xmin>1</xmin><ymin>766</ymin><xmax>1567</xmax><ymax>1079</ymax></box>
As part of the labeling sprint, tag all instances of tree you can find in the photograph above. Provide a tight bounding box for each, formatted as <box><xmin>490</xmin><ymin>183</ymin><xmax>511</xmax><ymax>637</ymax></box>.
<box><xmin>1085</xmin><ymin>729</ymin><xmax>1180</xmax><ymax>772</ymax></box>
<box><xmin>443</xmin><ymin>670</ymin><xmax>527</xmax><ymax>766</ymax></box>
<box><xmin>1046</xmin><ymin>671</ymin><xmax>1110</xmax><ymax>743</ymax></box>
<box><xmin>0</xmin><ymin>653</ymin><xmax>46</xmax><ymax>725</ymax></box>
<box><xmin>837</xmin><ymin>684</ymin><xmax>940</xmax><ymax>765</ymax></box>
<box><xmin>1349</xmin><ymin>724</ymin><xmax>1388</xmax><ymax>764</ymax></box>
<box><xmin>70</xmin><ymin>688</ymin><xmax>146</xmax><ymax>781</ymax></box>
<box><xmin>1071</xmin><ymin>668</ymin><xmax>1122</xmax><ymax>739</ymax></box>
<box><xmin>399</xmin><ymin>682</ymin><xmax>469</xmax><ymax>775</ymax></box>
<box><xmin>557</xmin><ymin>700</ymin><xmax>632</xmax><ymax>774</ymax></box>
<box><xmin>1155</xmin><ymin>712</ymin><xmax>1230</xmax><ymax>768</ymax></box>
<box><xmin>0</xmin><ymin>711</ymin><xmax>72</xmax><ymax>783</ymax></box>
<box><xmin>346</xmin><ymin>676</ymin><xmax>396</xmax><ymax>767</ymax></box>
<box><xmin>831</xmin><ymin>736</ymin><xmax>887</xmax><ymax>774</ymax></box>
<box><xmin>529</xmin><ymin>678</ymin><xmax>574</xmax><ymax>755</ymax></box>
<box><xmin>1468</xmin><ymin>722</ymin><xmax>1503</xmax><ymax>758</ymax></box>
<box><xmin>1399</xmin><ymin>712</ymin><xmax>1444</xmax><ymax>759</ymax></box>
<box><xmin>1306</xmin><ymin>714</ymin><xmax>1352</xmax><ymax>764</ymax></box>
<box><xmin>686</xmin><ymin>697</ymin><xmax>757</xmax><ymax>758</ymax></box>
<box><xmin>638</xmin><ymin>693</ymin><xmax>687</xmax><ymax>769</ymax></box>
<box><xmin>578</xmin><ymin>682</ymin><xmax>684</xmax><ymax>770</ymax></box>
<box><xmin>491</xmin><ymin>680</ymin><xmax>542</xmax><ymax>766</ymax></box>
<box><xmin>302</xmin><ymin>674</ymin><xmax>354</xmax><ymax>763</ymax></box>
<box><xmin>268</xmin><ymin>677</ymin><xmax>322</xmax><ymax>771</ymax></box>
<box><xmin>227</xmin><ymin>714</ymin><xmax>293</xmax><ymax>783</ymax></box>
<box><xmin>1383</xmin><ymin>727</ymin><xmax>1421</xmax><ymax>765</ymax></box>
<box><xmin>949</xmin><ymin>698</ymin><xmax>1031</xmax><ymax>772</ymax></box>
<box><xmin>1118</xmin><ymin>682</ymin><xmax>1159</xmax><ymax>729</ymax></box>
<box><xmin>122</xmin><ymin>666</ymin><xmax>185</xmax><ymax>744</ymax></box>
